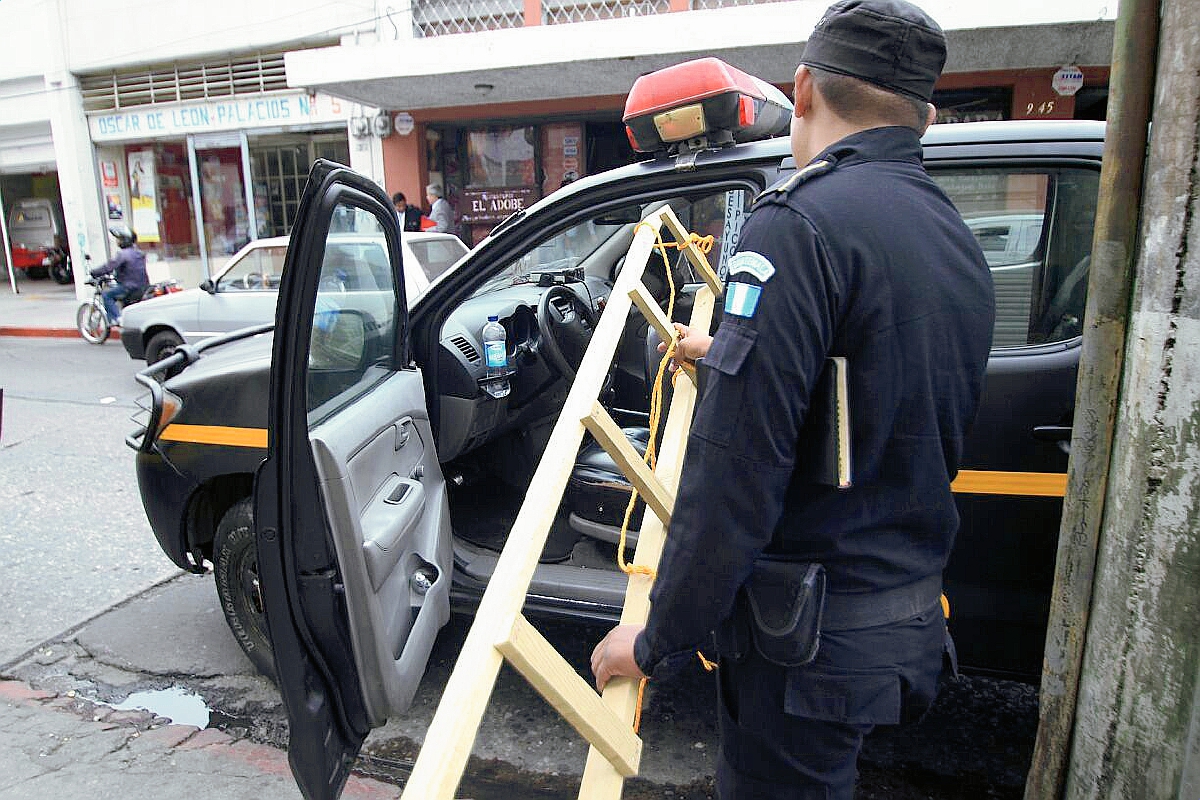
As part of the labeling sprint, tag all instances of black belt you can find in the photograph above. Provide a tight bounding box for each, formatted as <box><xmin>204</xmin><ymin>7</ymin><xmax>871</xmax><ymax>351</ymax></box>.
<box><xmin>821</xmin><ymin>573</ymin><xmax>943</xmax><ymax>631</ymax></box>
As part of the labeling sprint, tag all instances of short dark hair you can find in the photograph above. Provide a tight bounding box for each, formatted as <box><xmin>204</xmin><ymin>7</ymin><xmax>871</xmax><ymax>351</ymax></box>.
<box><xmin>808</xmin><ymin>66</ymin><xmax>929</xmax><ymax>131</ymax></box>
<box><xmin>392</xmin><ymin>192</ymin><xmax>407</xmax><ymax>205</ymax></box>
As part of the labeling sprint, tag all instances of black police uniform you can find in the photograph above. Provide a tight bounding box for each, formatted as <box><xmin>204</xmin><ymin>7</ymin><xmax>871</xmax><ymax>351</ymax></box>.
<box><xmin>632</xmin><ymin>125</ymin><xmax>995</xmax><ymax>798</ymax></box>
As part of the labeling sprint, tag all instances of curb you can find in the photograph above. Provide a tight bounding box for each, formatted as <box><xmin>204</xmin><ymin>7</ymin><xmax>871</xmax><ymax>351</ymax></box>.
<box><xmin>0</xmin><ymin>327</ymin><xmax>79</xmax><ymax>338</ymax></box>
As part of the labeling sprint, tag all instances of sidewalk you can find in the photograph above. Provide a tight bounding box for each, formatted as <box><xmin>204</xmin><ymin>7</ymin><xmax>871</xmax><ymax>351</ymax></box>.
<box><xmin>0</xmin><ymin>680</ymin><xmax>398</xmax><ymax>799</ymax></box>
<box><xmin>0</xmin><ymin>279</ymin><xmax>84</xmax><ymax>338</ymax></box>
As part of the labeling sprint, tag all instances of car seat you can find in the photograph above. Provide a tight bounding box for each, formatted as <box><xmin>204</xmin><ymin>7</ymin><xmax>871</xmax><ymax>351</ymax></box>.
<box><xmin>564</xmin><ymin>327</ymin><xmax>674</xmax><ymax>548</ymax></box>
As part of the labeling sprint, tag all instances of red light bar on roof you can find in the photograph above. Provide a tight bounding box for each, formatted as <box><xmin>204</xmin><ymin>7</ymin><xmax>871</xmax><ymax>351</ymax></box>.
<box><xmin>623</xmin><ymin>57</ymin><xmax>793</xmax><ymax>153</ymax></box>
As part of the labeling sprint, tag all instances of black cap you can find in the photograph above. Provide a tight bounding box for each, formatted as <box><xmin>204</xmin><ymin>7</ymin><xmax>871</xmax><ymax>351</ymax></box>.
<box><xmin>800</xmin><ymin>0</ymin><xmax>946</xmax><ymax>103</ymax></box>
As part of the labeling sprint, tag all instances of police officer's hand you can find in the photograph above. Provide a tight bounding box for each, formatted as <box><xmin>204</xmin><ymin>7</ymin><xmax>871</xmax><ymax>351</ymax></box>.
<box><xmin>591</xmin><ymin>624</ymin><xmax>647</xmax><ymax>691</ymax></box>
<box><xmin>657</xmin><ymin>323</ymin><xmax>712</xmax><ymax>371</ymax></box>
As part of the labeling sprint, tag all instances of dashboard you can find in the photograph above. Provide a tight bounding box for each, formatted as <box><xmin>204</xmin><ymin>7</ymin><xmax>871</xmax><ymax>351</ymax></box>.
<box><xmin>432</xmin><ymin>274</ymin><xmax>613</xmax><ymax>461</ymax></box>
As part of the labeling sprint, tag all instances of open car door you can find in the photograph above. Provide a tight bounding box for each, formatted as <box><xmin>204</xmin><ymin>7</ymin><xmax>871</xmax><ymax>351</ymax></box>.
<box><xmin>255</xmin><ymin>159</ymin><xmax>453</xmax><ymax>800</ymax></box>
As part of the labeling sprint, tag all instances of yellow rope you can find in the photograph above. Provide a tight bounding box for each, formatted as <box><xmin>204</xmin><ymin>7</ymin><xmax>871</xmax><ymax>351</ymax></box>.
<box><xmin>617</xmin><ymin>222</ymin><xmax>679</xmax><ymax>578</ymax></box>
<box><xmin>633</xmin><ymin>677</ymin><xmax>648</xmax><ymax>733</ymax></box>
<box><xmin>616</xmin><ymin>222</ymin><xmax>720</xmax><ymax>734</ymax></box>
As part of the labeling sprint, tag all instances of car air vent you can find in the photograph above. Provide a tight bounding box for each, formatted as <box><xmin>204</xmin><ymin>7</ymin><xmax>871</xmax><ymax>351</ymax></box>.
<box><xmin>450</xmin><ymin>335</ymin><xmax>480</xmax><ymax>362</ymax></box>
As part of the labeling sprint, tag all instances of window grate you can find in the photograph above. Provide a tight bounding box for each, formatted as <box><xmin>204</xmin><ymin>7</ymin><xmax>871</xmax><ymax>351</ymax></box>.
<box><xmin>412</xmin><ymin>0</ymin><xmax>525</xmax><ymax>36</ymax></box>
<box><xmin>80</xmin><ymin>52</ymin><xmax>296</xmax><ymax>113</ymax></box>
<box><xmin>688</xmin><ymin>0</ymin><xmax>790</xmax><ymax>8</ymax></box>
<box><xmin>542</xmin><ymin>0</ymin><xmax>669</xmax><ymax>25</ymax></box>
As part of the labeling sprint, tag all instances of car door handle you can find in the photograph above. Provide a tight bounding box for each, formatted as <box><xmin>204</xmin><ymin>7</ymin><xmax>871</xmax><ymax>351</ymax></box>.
<box><xmin>1033</xmin><ymin>425</ymin><xmax>1072</xmax><ymax>442</ymax></box>
<box><xmin>394</xmin><ymin>417</ymin><xmax>413</xmax><ymax>450</ymax></box>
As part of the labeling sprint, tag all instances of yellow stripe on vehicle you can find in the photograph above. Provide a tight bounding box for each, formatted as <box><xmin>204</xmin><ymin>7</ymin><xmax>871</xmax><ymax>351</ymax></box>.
<box><xmin>153</xmin><ymin>427</ymin><xmax>1066</xmax><ymax>497</ymax></box>
<box><xmin>159</xmin><ymin>424</ymin><xmax>268</xmax><ymax>449</ymax></box>
<box><xmin>951</xmin><ymin>470</ymin><xmax>1067</xmax><ymax>497</ymax></box>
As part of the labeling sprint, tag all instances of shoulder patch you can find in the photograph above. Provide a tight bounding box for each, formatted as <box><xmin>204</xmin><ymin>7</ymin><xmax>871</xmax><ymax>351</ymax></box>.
<box><xmin>752</xmin><ymin>158</ymin><xmax>835</xmax><ymax>206</ymax></box>
<box><xmin>727</xmin><ymin>251</ymin><xmax>775</xmax><ymax>283</ymax></box>
<box><xmin>724</xmin><ymin>282</ymin><xmax>762</xmax><ymax>318</ymax></box>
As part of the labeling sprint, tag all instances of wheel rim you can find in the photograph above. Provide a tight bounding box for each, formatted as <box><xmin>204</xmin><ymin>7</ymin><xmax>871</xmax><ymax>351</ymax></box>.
<box><xmin>77</xmin><ymin>303</ymin><xmax>108</xmax><ymax>343</ymax></box>
<box><xmin>233</xmin><ymin>544</ymin><xmax>269</xmax><ymax>635</ymax></box>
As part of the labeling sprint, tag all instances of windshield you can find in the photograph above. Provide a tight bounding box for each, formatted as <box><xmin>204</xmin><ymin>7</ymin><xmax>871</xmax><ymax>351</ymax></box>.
<box><xmin>471</xmin><ymin>214</ymin><xmax>629</xmax><ymax>296</ymax></box>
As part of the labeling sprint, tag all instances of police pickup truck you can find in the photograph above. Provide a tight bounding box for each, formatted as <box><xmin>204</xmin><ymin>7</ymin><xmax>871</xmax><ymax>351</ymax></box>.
<box><xmin>127</xmin><ymin>59</ymin><xmax>1101</xmax><ymax>799</ymax></box>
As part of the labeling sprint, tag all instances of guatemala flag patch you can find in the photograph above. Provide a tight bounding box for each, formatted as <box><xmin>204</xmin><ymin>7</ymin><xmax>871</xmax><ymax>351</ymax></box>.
<box><xmin>724</xmin><ymin>282</ymin><xmax>761</xmax><ymax>317</ymax></box>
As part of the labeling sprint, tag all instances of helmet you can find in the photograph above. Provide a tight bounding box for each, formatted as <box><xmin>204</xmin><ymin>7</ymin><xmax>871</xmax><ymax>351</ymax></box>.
<box><xmin>109</xmin><ymin>224</ymin><xmax>137</xmax><ymax>248</ymax></box>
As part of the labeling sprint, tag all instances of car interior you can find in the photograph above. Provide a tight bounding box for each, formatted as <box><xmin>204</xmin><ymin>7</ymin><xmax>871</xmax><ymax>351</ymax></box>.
<box><xmin>391</xmin><ymin>187</ymin><xmax>753</xmax><ymax>611</ymax></box>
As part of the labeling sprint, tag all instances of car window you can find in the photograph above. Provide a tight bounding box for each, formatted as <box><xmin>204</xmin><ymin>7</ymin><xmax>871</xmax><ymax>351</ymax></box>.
<box><xmin>217</xmin><ymin>245</ymin><xmax>287</xmax><ymax>291</ymax></box>
<box><xmin>935</xmin><ymin>167</ymin><xmax>1099</xmax><ymax>347</ymax></box>
<box><xmin>471</xmin><ymin>187</ymin><xmax>751</xmax><ymax>297</ymax></box>
<box><xmin>407</xmin><ymin>237</ymin><xmax>468</xmax><ymax>281</ymax></box>
<box><xmin>307</xmin><ymin>205</ymin><xmax>398</xmax><ymax>418</ymax></box>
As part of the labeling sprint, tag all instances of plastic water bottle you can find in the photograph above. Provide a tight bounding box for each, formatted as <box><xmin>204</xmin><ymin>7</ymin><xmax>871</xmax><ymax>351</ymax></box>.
<box><xmin>482</xmin><ymin>315</ymin><xmax>510</xmax><ymax>399</ymax></box>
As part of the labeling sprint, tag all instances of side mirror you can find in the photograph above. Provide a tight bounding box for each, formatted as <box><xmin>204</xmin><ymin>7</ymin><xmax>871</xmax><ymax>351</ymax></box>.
<box><xmin>200</xmin><ymin>279</ymin><xmax>215</xmax><ymax>294</ymax></box>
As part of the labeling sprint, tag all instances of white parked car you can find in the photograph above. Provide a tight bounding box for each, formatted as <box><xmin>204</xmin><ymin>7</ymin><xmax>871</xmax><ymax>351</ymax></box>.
<box><xmin>119</xmin><ymin>231</ymin><xmax>467</xmax><ymax>363</ymax></box>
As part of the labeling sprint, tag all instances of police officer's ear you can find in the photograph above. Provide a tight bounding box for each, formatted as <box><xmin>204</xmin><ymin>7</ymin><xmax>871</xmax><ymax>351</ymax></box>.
<box><xmin>919</xmin><ymin>103</ymin><xmax>937</xmax><ymax>135</ymax></box>
<box><xmin>791</xmin><ymin>65</ymin><xmax>814</xmax><ymax>119</ymax></box>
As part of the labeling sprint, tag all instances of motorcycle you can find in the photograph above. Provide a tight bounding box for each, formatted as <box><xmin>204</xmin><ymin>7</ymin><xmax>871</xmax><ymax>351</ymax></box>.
<box><xmin>42</xmin><ymin>242</ymin><xmax>73</xmax><ymax>285</ymax></box>
<box><xmin>77</xmin><ymin>270</ymin><xmax>181</xmax><ymax>344</ymax></box>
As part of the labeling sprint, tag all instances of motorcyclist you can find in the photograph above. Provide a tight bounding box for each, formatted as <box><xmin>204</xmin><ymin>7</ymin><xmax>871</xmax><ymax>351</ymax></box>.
<box><xmin>89</xmin><ymin>224</ymin><xmax>148</xmax><ymax>326</ymax></box>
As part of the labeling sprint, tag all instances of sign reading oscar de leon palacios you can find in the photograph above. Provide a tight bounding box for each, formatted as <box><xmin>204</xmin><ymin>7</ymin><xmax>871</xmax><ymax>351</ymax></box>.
<box><xmin>88</xmin><ymin>92</ymin><xmax>350</xmax><ymax>142</ymax></box>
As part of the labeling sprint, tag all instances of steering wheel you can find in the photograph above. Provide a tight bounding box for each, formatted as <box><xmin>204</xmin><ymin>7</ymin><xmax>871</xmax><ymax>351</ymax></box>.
<box><xmin>537</xmin><ymin>285</ymin><xmax>598</xmax><ymax>381</ymax></box>
<box><xmin>240</xmin><ymin>272</ymin><xmax>264</xmax><ymax>290</ymax></box>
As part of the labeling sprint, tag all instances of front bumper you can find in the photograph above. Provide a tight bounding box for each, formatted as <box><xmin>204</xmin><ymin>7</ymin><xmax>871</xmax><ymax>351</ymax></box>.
<box><xmin>135</xmin><ymin>449</ymin><xmax>205</xmax><ymax>572</ymax></box>
<box><xmin>121</xmin><ymin>327</ymin><xmax>146</xmax><ymax>360</ymax></box>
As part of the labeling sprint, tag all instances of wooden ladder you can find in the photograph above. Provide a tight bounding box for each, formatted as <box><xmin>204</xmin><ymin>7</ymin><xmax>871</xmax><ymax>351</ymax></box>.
<box><xmin>398</xmin><ymin>206</ymin><xmax>722</xmax><ymax>800</ymax></box>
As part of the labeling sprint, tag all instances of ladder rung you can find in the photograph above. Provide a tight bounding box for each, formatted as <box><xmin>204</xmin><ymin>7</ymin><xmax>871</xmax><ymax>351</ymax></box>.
<box><xmin>581</xmin><ymin>402</ymin><xmax>674</xmax><ymax>526</ymax></box>
<box><xmin>658</xmin><ymin>212</ymin><xmax>722</xmax><ymax>296</ymax></box>
<box><xmin>497</xmin><ymin>614</ymin><xmax>642</xmax><ymax>777</ymax></box>
<box><xmin>629</xmin><ymin>282</ymin><xmax>675</xmax><ymax>346</ymax></box>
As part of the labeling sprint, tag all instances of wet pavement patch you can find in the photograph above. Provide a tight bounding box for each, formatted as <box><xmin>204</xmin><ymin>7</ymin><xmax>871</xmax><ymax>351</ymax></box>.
<box><xmin>104</xmin><ymin>686</ymin><xmax>211</xmax><ymax>728</ymax></box>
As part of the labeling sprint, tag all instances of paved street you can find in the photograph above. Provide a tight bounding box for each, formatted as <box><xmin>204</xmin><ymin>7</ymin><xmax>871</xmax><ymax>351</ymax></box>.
<box><xmin>0</xmin><ymin>334</ymin><xmax>181</xmax><ymax>667</ymax></box>
<box><xmin>0</xmin><ymin>322</ymin><xmax>1038</xmax><ymax>799</ymax></box>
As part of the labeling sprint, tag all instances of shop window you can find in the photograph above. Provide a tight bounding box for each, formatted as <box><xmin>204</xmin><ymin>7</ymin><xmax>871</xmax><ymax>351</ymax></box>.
<box><xmin>251</xmin><ymin>139</ymin><xmax>348</xmax><ymax>239</ymax></box>
<box><xmin>197</xmin><ymin>147</ymin><xmax>250</xmax><ymax>260</ymax></box>
<box><xmin>467</xmin><ymin>127</ymin><xmax>536</xmax><ymax>188</ymax></box>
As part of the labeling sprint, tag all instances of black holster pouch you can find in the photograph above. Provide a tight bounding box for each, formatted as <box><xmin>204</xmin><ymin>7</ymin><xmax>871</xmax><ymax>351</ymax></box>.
<box><xmin>716</xmin><ymin>559</ymin><xmax>826</xmax><ymax>667</ymax></box>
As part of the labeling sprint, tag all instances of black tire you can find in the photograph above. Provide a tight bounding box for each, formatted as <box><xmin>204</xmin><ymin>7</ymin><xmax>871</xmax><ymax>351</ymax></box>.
<box><xmin>145</xmin><ymin>330</ymin><xmax>184</xmax><ymax>365</ymax></box>
<box><xmin>76</xmin><ymin>301</ymin><xmax>110</xmax><ymax>344</ymax></box>
<box><xmin>213</xmin><ymin>498</ymin><xmax>277</xmax><ymax>682</ymax></box>
<box><xmin>49</xmin><ymin>262</ymin><xmax>72</xmax><ymax>284</ymax></box>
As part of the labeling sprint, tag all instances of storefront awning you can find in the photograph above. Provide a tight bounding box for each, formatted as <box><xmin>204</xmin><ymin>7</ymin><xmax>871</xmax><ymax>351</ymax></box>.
<box><xmin>283</xmin><ymin>1</ymin><xmax>1116</xmax><ymax>113</ymax></box>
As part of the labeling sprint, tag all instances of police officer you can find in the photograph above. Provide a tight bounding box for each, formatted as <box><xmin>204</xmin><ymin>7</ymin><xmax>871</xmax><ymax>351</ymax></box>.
<box><xmin>89</xmin><ymin>224</ymin><xmax>149</xmax><ymax>327</ymax></box>
<box><xmin>591</xmin><ymin>1</ymin><xmax>995</xmax><ymax>797</ymax></box>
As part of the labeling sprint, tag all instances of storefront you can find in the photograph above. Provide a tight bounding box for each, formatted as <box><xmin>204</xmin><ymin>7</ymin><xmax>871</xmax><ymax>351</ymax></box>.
<box><xmin>89</xmin><ymin>92</ymin><xmax>350</xmax><ymax>286</ymax></box>
<box><xmin>414</xmin><ymin>115</ymin><xmax>634</xmax><ymax>247</ymax></box>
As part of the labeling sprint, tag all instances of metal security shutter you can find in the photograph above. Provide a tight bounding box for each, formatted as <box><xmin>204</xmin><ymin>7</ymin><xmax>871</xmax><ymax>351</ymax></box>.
<box><xmin>79</xmin><ymin>52</ymin><xmax>296</xmax><ymax>113</ymax></box>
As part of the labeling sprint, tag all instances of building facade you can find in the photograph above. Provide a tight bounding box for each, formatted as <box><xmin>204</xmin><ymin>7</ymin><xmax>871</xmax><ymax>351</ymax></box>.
<box><xmin>1</xmin><ymin>0</ymin><xmax>1115</xmax><ymax>297</ymax></box>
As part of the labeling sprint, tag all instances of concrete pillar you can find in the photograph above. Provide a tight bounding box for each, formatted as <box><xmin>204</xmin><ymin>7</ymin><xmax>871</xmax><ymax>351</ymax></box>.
<box><xmin>348</xmin><ymin>107</ymin><xmax>387</xmax><ymax>190</ymax></box>
<box><xmin>42</xmin><ymin>0</ymin><xmax>109</xmax><ymax>302</ymax></box>
<box><xmin>1064</xmin><ymin>0</ymin><xmax>1200</xmax><ymax>796</ymax></box>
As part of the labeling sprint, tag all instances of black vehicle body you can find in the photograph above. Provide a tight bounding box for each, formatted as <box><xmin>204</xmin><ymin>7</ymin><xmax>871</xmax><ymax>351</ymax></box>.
<box><xmin>128</xmin><ymin>120</ymin><xmax>1102</xmax><ymax>796</ymax></box>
